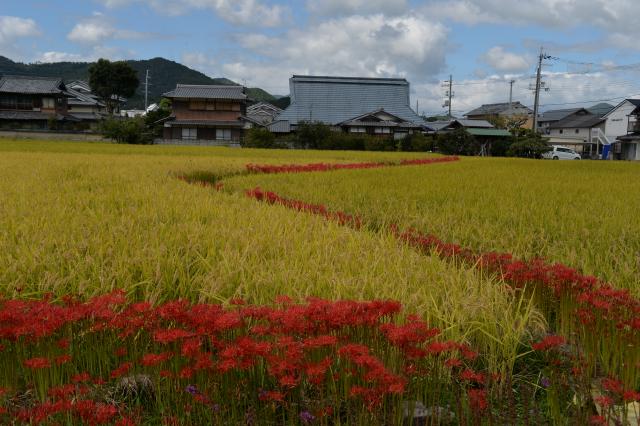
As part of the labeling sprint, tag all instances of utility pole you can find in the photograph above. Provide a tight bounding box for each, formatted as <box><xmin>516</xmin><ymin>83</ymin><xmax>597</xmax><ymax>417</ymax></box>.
<box><xmin>508</xmin><ymin>80</ymin><xmax>515</xmax><ymax>113</ymax></box>
<box><xmin>442</xmin><ymin>75</ymin><xmax>454</xmax><ymax>118</ymax></box>
<box><xmin>448</xmin><ymin>74</ymin><xmax>453</xmax><ymax>118</ymax></box>
<box><xmin>144</xmin><ymin>69</ymin><xmax>150</xmax><ymax>111</ymax></box>
<box><xmin>532</xmin><ymin>48</ymin><xmax>544</xmax><ymax>131</ymax></box>
<box><xmin>416</xmin><ymin>99</ymin><xmax>419</xmax><ymax>115</ymax></box>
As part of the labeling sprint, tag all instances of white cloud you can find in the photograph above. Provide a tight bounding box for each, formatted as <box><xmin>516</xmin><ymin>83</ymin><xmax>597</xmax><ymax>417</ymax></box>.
<box><xmin>98</xmin><ymin>0</ymin><xmax>288</xmax><ymax>27</ymax></box>
<box><xmin>38</xmin><ymin>51</ymin><xmax>88</xmax><ymax>63</ymax></box>
<box><xmin>0</xmin><ymin>16</ymin><xmax>40</xmax><ymax>59</ymax></box>
<box><xmin>67</xmin><ymin>15</ymin><xmax>147</xmax><ymax>45</ymax></box>
<box><xmin>482</xmin><ymin>47</ymin><xmax>530</xmax><ymax>73</ymax></box>
<box><xmin>307</xmin><ymin>0</ymin><xmax>408</xmax><ymax>16</ymax></box>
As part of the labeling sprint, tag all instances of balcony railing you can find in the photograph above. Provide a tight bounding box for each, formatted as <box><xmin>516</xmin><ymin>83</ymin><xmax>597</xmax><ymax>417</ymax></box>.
<box><xmin>628</xmin><ymin>119</ymin><xmax>640</xmax><ymax>134</ymax></box>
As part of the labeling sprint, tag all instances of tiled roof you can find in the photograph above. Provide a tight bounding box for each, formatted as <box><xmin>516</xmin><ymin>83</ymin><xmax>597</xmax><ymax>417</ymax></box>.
<box><xmin>587</xmin><ymin>103</ymin><xmax>614</xmax><ymax>117</ymax></box>
<box><xmin>268</xmin><ymin>120</ymin><xmax>291</xmax><ymax>133</ymax></box>
<box><xmin>538</xmin><ymin>108</ymin><xmax>583</xmax><ymax>123</ymax></box>
<box><xmin>276</xmin><ymin>75</ymin><xmax>424</xmax><ymax>126</ymax></box>
<box><xmin>466</xmin><ymin>128</ymin><xmax>512</xmax><ymax>137</ymax></box>
<box><xmin>457</xmin><ymin>119</ymin><xmax>494</xmax><ymax>128</ymax></box>
<box><xmin>0</xmin><ymin>75</ymin><xmax>65</xmax><ymax>94</ymax></box>
<box><xmin>163</xmin><ymin>84</ymin><xmax>247</xmax><ymax>100</ymax></box>
<box><xmin>465</xmin><ymin>102</ymin><xmax>532</xmax><ymax>116</ymax></box>
<box><xmin>66</xmin><ymin>87</ymin><xmax>104</xmax><ymax>107</ymax></box>
<box><xmin>548</xmin><ymin>111</ymin><xmax>605</xmax><ymax>129</ymax></box>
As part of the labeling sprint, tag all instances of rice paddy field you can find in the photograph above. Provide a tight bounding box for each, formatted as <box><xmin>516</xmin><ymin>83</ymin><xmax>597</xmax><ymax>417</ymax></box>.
<box><xmin>0</xmin><ymin>139</ymin><xmax>639</xmax><ymax>425</ymax></box>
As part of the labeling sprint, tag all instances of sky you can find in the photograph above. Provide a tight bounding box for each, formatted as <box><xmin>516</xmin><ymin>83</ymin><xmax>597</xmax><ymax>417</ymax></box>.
<box><xmin>2</xmin><ymin>0</ymin><xmax>640</xmax><ymax>115</ymax></box>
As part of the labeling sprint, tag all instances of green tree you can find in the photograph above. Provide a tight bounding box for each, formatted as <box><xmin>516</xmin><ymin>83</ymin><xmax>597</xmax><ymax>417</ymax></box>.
<box><xmin>89</xmin><ymin>59</ymin><xmax>139</xmax><ymax>114</ymax></box>
<box><xmin>294</xmin><ymin>121</ymin><xmax>332</xmax><ymax>149</ymax></box>
<box><xmin>144</xmin><ymin>98</ymin><xmax>172</xmax><ymax>137</ymax></box>
<box><xmin>436</xmin><ymin>128</ymin><xmax>480</xmax><ymax>155</ymax></box>
<box><xmin>507</xmin><ymin>128</ymin><xmax>552</xmax><ymax>158</ymax></box>
<box><xmin>242</xmin><ymin>127</ymin><xmax>283</xmax><ymax>149</ymax></box>
<box><xmin>101</xmin><ymin>117</ymin><xmax>152</xmax><ymax>144</ymax></box>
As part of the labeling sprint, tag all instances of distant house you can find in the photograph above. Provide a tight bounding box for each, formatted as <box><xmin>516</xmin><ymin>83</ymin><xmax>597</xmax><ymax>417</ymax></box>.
<box><xmin>0</xmin><ymin>75</ymin><xmax>79</xmax><ymax>131</ymax></box>
<box><xmin>612</xmin><ymin>100</ymin><xmax>640</xmax><ymax>160</ymax></box>
<box><xmin>247</xmin><ymin>102</ymin><xmax>281</xmax><ymax>125</ymax></box>
<box><xmin>161</xmin><ymin>84</ymin><xmax>254</xmax><ymax>143</ymax></box>
<box><xmin>429</xmin><ymin>118</ymin><xmax>512</xmax><ymax>137</ymax></box>
<box><xmin>65</xmin><ymin>80</ymin><xmax>107</xmax><ymax>129</ymax></box>
<box><xmin>273</xmin><ymin>75</ymin><xmax>426</xmax><ymax>139</ymax></box>
<box><xmin>465</xmin><ymin>102</ymin><xmax>533</xmax><ymax>128</ymax></box>
<box><xmin>538</xmin><ymin>103</ymin><xmax>613</xmax><ymax>134</ymax></box>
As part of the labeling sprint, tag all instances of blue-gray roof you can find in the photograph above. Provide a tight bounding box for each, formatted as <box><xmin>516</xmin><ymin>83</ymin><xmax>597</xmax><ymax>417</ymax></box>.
<box><xmin>0</xmin><ymin>75</ymin><xmax>65</xmax><ymax>95</ymax></box>
<box><xmin>163</xmin><ymin>84</ymin><xmax>247</xmax><ymax>100</ymax></box>
<box><xmin>276</xmin><ymin>75</ymin><xmax>424</xmax><ymax>126</ymax></box>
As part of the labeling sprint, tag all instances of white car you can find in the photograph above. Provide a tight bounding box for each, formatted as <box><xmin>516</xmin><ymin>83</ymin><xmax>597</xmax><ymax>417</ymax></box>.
<box><xmin>543</xmin><ymin>146</ymin><xmax>581</xmax><ymax>160</ymax></box>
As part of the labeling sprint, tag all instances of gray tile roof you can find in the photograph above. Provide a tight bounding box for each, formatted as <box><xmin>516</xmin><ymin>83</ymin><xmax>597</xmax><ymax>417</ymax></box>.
<box><xmin>268</xmin><ymin>120</ymin><xmax>292</xmax><ymax>133</ymax></box>
<box><xmin>538</xmin><ymin>108</ymin><xmax>583</xmax><ymax>123</ymax></box>
<box><xmin>163</xmin><ymin>84</ymin><xmax>247</xmax><ymax>100</ymax></box>
<box><xmin>0</xmin><ymin>75</ymin><xmax>65</xmax><ymax>95</ymax></box>
<box><xmin>465</xmin><ymin>102</ymin><xmax>532</xmax><ymax>117</ymax></box>
<box><xmin>66</xmin><ymin>87</ymin><xmax>104</xmax><ymax>107</ymax></box>
<box><xmin>457</xmin><ymin>119</ymin><xmax>494</xmax><ymax>128</ymax></box>
<box><xmin>587</xmin><ymin>103</ymin><xmax>614</xmax><ymax>117</ymax></box>
<box><xmin>548</xmin><ymin>111</ymin><xmax>605</xmax><ymax>129</ymax></box>
<box><xmin>276</xmin><ymin>75</ymin><xmax>424</xmax><ymax>126</ymax></box>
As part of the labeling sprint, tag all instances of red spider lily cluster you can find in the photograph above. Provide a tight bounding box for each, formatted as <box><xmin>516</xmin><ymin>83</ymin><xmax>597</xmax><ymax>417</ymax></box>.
<box><xmin>245</xmin><ymin>156</ymin><xmax>460</xmax><ymax>174</ymax></box>
<box><xmin>0</xmin><ymin>293</ymin><xmax>488</xmax><ymax>425</ymax></box>
<box><xmin>244</xmin><ymin>189</ymin><xmax>640</xmax><ymax>391</ymax></box>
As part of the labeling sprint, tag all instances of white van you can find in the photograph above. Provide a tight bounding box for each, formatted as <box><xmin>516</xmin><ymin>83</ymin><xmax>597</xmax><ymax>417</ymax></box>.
<box><xmin>543</xmin><ymin>146</ymin><xmax>581</xmax><ymax>160</ymax></box>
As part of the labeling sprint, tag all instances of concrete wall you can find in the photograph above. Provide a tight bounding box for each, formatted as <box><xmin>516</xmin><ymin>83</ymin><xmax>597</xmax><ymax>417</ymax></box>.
<box><xmin>0</xmin><ymin>130</ymin><xmax>108</xmax><ymax>141</ymax></box>
<box><xmin>605</xmin><ymin>101</ymin><xmax>636</xmax><ymax>139</ymax></box>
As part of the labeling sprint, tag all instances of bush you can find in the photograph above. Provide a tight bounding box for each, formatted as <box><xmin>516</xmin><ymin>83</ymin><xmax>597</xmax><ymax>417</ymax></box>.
<box><xmin>242</xmin><ymin>127</ymin><xmax>285</xmax><ymax>149</ymax></box>
<box><xmin>507</xmin><ymin>129</ymin><xmax>552</xmax><ymax>158</ymax></box>
<box><xmin>401</xmin><ymin>133</ymin><xmax>435</xmax><ymax>152</ymax></box>
<box><xmin>436</xmin><ymin>128</ymin><xmax>480</xmax><ymax>155</ymax></box>
<box><xmin>100</xmin><ymin>117</ymin><xmax>153</xmax><ymax>145</ymax></box>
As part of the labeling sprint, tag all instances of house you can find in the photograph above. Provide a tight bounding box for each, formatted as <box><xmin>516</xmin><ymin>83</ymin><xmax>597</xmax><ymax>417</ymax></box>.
<box><xmin>465</xmin><ymin>102</ymin><xmax>534</xmax><ymax>128</ymax></box>
<box><xmin>65</xmin><ymin>80</ymin><xmax>107</xmax><ymax>129</ymax></box>
<box><xmin>273</xmin><ymin>75</ymin><xmax>426</xmax><ymax>139</ymax></box>
<box><xmin>247</xmin><ymin>102</ymin><xmax>281</xmax><ymax>125</ymax></box>
<box><xmin>161</xmin><ymin>84</ymin><xmax>253</xmax><ymax>143</ymax></box>
<box><xmin>538</xmin><ymin>103</ymin><xmax>613</xmax><ymax>134</ymax></box>
<box><xmin>0</xmin><ymin>75</ymin><xmax>81</xmax><ymax>131</ymax></box>
<box><xmin>430</xmin><ymin>119</ymin><xmax>511</xmax><ymax>137</ymax></box>
<box><xmin>613</xmin><ymin>100</ymin><xmax>640</xmax><ymax>160</ymax></box>
<box><xmin>545</xmin><ymin>109</ymin><xmax>606</xmax><ymax>158</ymax></box>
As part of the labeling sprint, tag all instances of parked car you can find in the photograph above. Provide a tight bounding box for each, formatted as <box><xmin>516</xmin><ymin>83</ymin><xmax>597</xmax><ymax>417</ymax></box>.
<box><xmin>543</xmin><ymin>145</ymin><xmax>581</xmax><ymax>160</ymax></box>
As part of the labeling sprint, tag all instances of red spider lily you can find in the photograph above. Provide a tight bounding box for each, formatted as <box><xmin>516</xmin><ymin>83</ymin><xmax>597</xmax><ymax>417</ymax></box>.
<box><xmin>55</xmin><ymin>354</ymin><xmax>72</xmax><ymax>366</ymax></box>
<box><xmin>245</xmin><ymin>156</ymin><xmax>460</xmax><ymax>175</ymax></box>
<box><xmin>589</xmin><ymin>415</ymin><xmax>608</xmax><ymax>426</ymax></box>
<box><xmin>532</xmin><ymin>335</ymin><xmax>566</xmax><ymax>351</ymax></box>
<box><xmin>110</xmin><ymin>362</ymin><xmax>132</xmax><ymax>379</ymax></box>
<box><xmin>24</xmin><ymin>357</ymin><xmax>51</xmax><ymax>369</ymax></box>
<box><xmin>153</xmin><ymin>328</ymin><xmax>193</xmax><ymax>344</ymax></box>
<box><xmin>141</xmin><ymin>352</ymin><xmax>173</xmax><ymax>367</ymax></box>
<box><xmin>594</xmin><ymin>395</ymin><xmax>614</xmax><ymax>408</ymax></box>
<box><xmin>259</xmin><ymin>390</ymin><xmax>285</xmax><ymax>403</ymax></box>
<box><xmin>468</xmin><ymin>388</ymin><xmax>488</xmax><ymax>412</ymax></box>
<box><xmin>602</xmin><ymin>378</ymin><xmax>624</xmax><ymax>395</ymax></box>
<box><xmin>459</xmin><ymin>369</ymin><xmax>485</xmax><ymax>384</ymax></box>
<box><xmin>71</xmin><ymin>372</ymin><xmax>91</xmax><ymax>383</ymax></box>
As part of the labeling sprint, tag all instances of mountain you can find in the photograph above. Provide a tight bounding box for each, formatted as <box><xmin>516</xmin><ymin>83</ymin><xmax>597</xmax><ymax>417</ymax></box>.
<box><xmin>0</xmin><ymin>56</ymin><xmax>277</xmax><ymax>109</ymax></box>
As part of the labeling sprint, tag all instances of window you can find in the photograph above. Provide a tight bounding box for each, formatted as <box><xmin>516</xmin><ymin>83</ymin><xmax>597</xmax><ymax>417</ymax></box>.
<box><xmin>216</xmin><ymin>129</ymin><xmax>232</xmax><ymax>140</ymax></box>
<box><xmin>182</xmin><ymin>128</ymin><xmax>197</xmax><ymax>140</ymax></box>
<box><xmin>559</xmin><ymin>129</ymin><xmax>563</xmax><ymax>134</ymax></box>
<box><xmin>42</xmin><ymin>98</ymin><xmax>55</xmax><ymax>109</ymax></box>
<box><xmin>374</xmin><ymin>127</ymin><xmax>391</xmax><ymax>134</ymax></box>
<box><xmin>575</xmin><ymin>129</ymin><xmax>580</xmax><ymax>134</ymax></box>
<box><xmin>350</xmin><ymin>127</ymin><xmax>366</xmax><ymax>133</ymax></box>
<box><xmin>216</xmin><ymin>101</ymin><xmax>234</xmax><ymax>111</ymax></box>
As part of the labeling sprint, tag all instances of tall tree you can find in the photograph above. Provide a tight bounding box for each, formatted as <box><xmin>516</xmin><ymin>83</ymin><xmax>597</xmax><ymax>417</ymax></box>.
<box><xmin>88</xmin><ymin>59</ymin><xmax>139</xmax><ymax>113</ymax></box>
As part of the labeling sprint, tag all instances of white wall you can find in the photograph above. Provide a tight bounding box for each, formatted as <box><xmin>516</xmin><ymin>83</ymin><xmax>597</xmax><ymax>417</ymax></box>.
<box><xmin>604</xmin><ymin>101</ymin><xmax>636</xmax><ymax>139</ymax></box>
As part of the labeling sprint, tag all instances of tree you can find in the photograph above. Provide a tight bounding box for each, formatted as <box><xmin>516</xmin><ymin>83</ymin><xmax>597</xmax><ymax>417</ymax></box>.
<box><xmin>242</xmin><ymin>127</ymin><xmax>284</xmax><ymax>149</ymax></box>
<box><xmin>294</xmin><ymin>121</ymin><xmax>332</xmax><ymax>149</ymax></box>
<box><xmin>507</xmin><ymin>128</ymin><xmax>551</xmax><ymax>158</ymax></box>
<box><xmin>89</xmin><ymin>59</ymin><xmax>139</xmax><ymax>114</ymax></box>
<box><xmin>101</xmin><ymin>117</ymin><xmax>152</xmax><ymax>144</ymax></box>
<box><xmin>144</xmin><ymin>98</ymin><xmax>172</xmax><ymax>137</ymax></box>
<box><xmin>436</xmin><ymin>128</ymin><xmax>480</xmax><ymax>155</ymax></box>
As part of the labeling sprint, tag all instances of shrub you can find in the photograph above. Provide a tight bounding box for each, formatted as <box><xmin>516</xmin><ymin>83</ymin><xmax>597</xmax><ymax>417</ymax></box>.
<box><xmin>242</xmin><ymin>127</ymin><xmax>283</xmax><ymax>149</ymax></box>
<box><xmin>100</xmin><ymin>117</ymin><xmax>153</xmax><ymax>145</ymax></box>
<box><xmin>436</xmin><ymin>128</ymin><xmax>480</xmax><ymax>155</ymax></box>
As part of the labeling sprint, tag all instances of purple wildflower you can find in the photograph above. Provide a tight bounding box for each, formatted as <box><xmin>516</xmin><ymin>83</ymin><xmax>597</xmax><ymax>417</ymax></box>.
<box><xmin>185</xmin><ymin>384</ymin><xmax>198</xmax><ymax>395</ymax></box>
<box><xmin>300</xmin><ymin>410</ymin><xmax>315</xmax><ymax>424</ymax></box>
